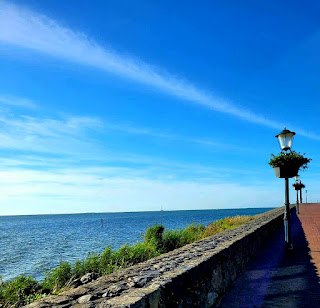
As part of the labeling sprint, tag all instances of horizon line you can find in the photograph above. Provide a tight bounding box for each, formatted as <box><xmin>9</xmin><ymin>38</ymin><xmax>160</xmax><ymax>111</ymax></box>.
<box><xmin>0</xmin><ymin>206</ymin><xmax>277</xmax><ymax>217</ymax></box>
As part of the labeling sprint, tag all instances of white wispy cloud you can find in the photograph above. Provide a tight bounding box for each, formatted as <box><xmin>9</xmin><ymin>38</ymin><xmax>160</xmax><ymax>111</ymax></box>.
<box><xmin>0</xmin><ymin>166</ymin><xmax>282</xmax><ymax>215</ymax></box>
<box><xmin>0</xmin><ymin>111</ymin><xmax>103</xmax><ymax>154</ymax></box>
<box><xmin>0</xmin><ymin>3</ymin><xmax>318</xmax><ymax>139</ymax></box>
<box><xmin>0</xmin><ymin>98</ymin><xmax>250</xmax><ymax>155</ymax></box>
<box><xmin>0</xmin><ymin>109</ymin><xmax>277</xmax><ymax>216</ymax></box>
<box><xmin>0</xmin><ymin>105</ymin><xmax>292</xmax><ymax>215</ymax></box>
<box><xmin>102</xmin><ymin>121</ymin><xmax>249</xmax><ymax>151</ymax></box>
<box><xmin>0</xmin><ymin>114</ymin><xmax>102</xmax><ymax>138</ymax></box>
<box><xmin>0</xmin><ymin>100</ymin><xmax>272</xmax><ymax>192</ymax></box>
<box><xmin>0</xmin><ymin>94</ymin><xmax>37</xmax><ymax>109</ymax></box>
<box><xmin>0</xmin><ymin>110</ymin><xmax>257</xmax><ymax>179</ymax></box>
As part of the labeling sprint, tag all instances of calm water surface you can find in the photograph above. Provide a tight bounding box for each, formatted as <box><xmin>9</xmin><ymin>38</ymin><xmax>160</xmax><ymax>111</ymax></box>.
<box><xmin>0</xmin><ymin>208</ymin><xmax>274</xmax><ymax>281</ymax></box>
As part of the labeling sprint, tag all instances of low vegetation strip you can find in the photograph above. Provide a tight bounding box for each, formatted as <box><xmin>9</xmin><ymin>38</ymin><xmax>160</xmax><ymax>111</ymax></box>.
<box><xmin>0</xmin><ymin>215</ymin><xmax>254</xmax><ymax>307</ymax></box>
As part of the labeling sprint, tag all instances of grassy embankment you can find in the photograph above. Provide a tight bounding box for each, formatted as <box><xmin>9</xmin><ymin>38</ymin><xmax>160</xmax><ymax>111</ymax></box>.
<box><xmin>0</xmin><ymin>215</ymin><xmax>254</xmax><ymax>307</ymax></box>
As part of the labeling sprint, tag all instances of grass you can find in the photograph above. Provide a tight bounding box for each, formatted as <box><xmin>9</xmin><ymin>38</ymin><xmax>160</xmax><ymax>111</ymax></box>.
<box><xmin>0</xmin><ymin>276</ymin><xmax>44</xmax><ymax>307</ymax></box>
<box><xmin>0</xmin><ymin>215</ymin><xmax>254</xmax><ymax>307</ymax></box>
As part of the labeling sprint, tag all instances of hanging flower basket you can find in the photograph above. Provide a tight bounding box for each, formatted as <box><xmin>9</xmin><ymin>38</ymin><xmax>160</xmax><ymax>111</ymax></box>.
<box><xmin>292</xmin><ymin>182</ymin><xmax>305</xmax><ymax>190</ymax></box>
<box><xmin>273</xmin><ymin>165</ymin><xmax>300</xmax><ymax>179</ymax></box>
<box><xmin>269</xmin><ymin>151</ymin><xmax>311</xmax><ymax>179</ymax></box>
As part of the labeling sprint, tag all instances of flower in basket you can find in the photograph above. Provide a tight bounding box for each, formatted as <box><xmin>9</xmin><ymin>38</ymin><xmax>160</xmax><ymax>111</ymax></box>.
<box><xmin>269</xmin><ymin>151</ymin><xmax>311</xmax><ymax>170</ymax></box>
<box><xmin>292</xmin><ymin>182</ymin><xmax>306</xmax><ymax>190</ymax></box>
<box><xmin>269</xmin><ymin>151</ymin><xmax>311</xmax><ymax>178</ymax></box>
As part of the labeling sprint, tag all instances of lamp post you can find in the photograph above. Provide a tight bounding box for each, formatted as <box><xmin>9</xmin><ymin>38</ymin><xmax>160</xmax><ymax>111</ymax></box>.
<box><xmin>306</xmin><ymin>190</ymin><xmax>308</xmax><ymax>203</ymax></box>
<box><xmin>275</xmin><ymin>128</ymin><xmax>296</xmax><ymax>250</ymax></box>
<box><xmin>295</xmin><ymin>175</ymin><xmax>300</xmax><ymax>214</ymax></box>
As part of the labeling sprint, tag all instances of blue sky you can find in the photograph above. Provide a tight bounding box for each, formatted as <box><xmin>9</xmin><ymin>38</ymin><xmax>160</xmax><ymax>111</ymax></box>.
<box><xmin>0</xmin><ymin>0</ymin><xmax>320</xmax><ymax>215</ymax></box>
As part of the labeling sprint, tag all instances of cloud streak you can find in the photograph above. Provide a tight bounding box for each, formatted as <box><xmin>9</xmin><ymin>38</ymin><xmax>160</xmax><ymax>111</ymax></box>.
<box><xmin>0</xmin><ymin>101</ymin><xmax>267</xmax><ymax>187</ymax></box>
<box><xmin>0</xmin><ymin>110</ymin><xmax>103</xmax><ymax>155</ymax></box>
<box><xmin>102</xmin><ymin>121</ymin><xmax>250</xmax><ymax>151</ymax></box>
<box><xmin>0</xmin><ymin>166</ymin><xmax>282</xmax><ymax>215</ymax></box>
<box><xmin>0</xmin><ymin>108</ymin><xmax>275</xmax><ymax>216</ymax></box>
<box><xmin>0</xmin><ymin>3</ymin><xmax>318</xmax><ymax>139</ymax></box>
<box><xmin>0</xmin><ymin>98</ymin><xmax>251</xmax><ymax>158</ymax></box>
<box><xmin>0</xmin><ymin>101</ymin><xmax>285</xmax><ymax>216</ymax></box>
<box><xmin>0</xmin><ymin>95</ymin><xmax>37</xmax><ymax>109</ymax></box>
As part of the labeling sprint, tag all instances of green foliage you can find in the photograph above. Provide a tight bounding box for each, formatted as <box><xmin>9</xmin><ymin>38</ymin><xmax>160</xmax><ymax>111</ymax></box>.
<box><xmin>269</xmin><ymin>151</ymin><xmax>311</xmax><ymax>170</ymax></box>
<box><xmin>111</xmin><ymin>242</ymin><xmax>159</xmax><ymax>267</ymax></box>
<box><xmin>80</xmin><ymin>253</ymin><xmax>101</xmax><ymax>274</ymax></box>
<box><xmin>73</xmin><ymin>255</ymin><xmax>98</xmax><ymax>278</ymax></box>
<box><xmin>0</xmin><ymin>276</ymin><xmax>42</xmax><ymax>307</ymax></box>
<box><xmin>161</xmin><ymin>229</ymin><xmax>183</xmax><ymax>252</ymax></box>
<box><xmin>42</xmin><ymin>262</ymin><xmax>72</xmax><ymax>293</ymax></box>
<box><xmin>161</xmin><ymin>223</ymin><xmax>205</xmax><ymax>253</ymax></box>
<box><xmin>99</xmin><ymin>246</ymin><xmax>119</xmax><ymax>274</ymax></box>
<box><xmin>144</xmin><ymin>224</ymin><xmax>164</xmax><ymax>250</ymax></box>
<box><xmin>292</xmin><ymin>182</ymin><xmax>306</xmax><ymax>190</ymax></box>
<box><xmin>2</xmin><ymin>215</ymin><xmax>255</xmax><ymax>307</ymax></box>
<box><xmin>203</xmin><ymin>216</ymin><xmax>253</xmax><ymax>237</ymax></box>
<box><xmin>181</xmin><ymin>223</ymin><xmax>206</xmax><ymax>244</ymax></box>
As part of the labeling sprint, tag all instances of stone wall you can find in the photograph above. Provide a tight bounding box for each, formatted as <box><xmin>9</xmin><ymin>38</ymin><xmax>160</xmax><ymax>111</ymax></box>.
<box><xmin>26</xmin><ymin>206</ymin><xmax>290</xmax><ymax>308</ymax></box>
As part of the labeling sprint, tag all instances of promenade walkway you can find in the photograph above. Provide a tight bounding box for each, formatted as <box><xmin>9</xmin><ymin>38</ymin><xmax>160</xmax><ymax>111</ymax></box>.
<box><xmin>217</xmin><ymin>203</ymin><xmax>320</xmax><ymax>308</ymax></box>
<box><xmin>298</xmin><ymin>203</ymin><xmax>320</xmax><ymax>275</ymax></box>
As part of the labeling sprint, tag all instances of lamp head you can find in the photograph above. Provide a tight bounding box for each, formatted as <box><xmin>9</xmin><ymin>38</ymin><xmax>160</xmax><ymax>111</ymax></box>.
<box><xmin>275</xmin><ymin>128</ymin><xmax>296</xmax><ymax>151</ymax></box>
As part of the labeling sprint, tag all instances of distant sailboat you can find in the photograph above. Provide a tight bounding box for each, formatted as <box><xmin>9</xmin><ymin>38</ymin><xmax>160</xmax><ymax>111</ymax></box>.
<box><xmin>161</xmin><ymin>205</ymin><xmax>164</xmax><ymax>212</ymax></box>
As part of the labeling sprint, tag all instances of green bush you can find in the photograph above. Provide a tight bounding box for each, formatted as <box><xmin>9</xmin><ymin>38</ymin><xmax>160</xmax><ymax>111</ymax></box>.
<box><xmin>144</xmin><ymin>224</ymin><xmax>164</xmax><ymax>250</ymax></box>
<box><xmin>180</xmin><ymin>223</ymin><xmax>205</xmax><ymax>245</ymax></box>
<box><xmin>72</xmin><ymin>253</ymin><xmax>100</xmax><ymax>278</ymax></box>
<box><xmin>161</xmin><ymin>229</ymin><xmax>183</xmax><ymax>252</ymax></box>
<box><xmin>42</xmin><ymin>262</ymin><xmax>72</xmax><ymax>293</ymax></box>
<box><xmin>203</xmin><ymin>216</ymin><xmax>253</xmax><ymax>237</ymax></box>
<box><xmin>0</xmin><ymin>276</ymin><xmax>42</xmax><ymax>307</ymax></box>
<box><xmin>100</xmin><ymin>246</ymin><xmax>119</xmax><ymax>274</ymax></box>
<box><xmin>81</xmin><ymin>253</ymin><xmax>101</xmax><ymax>274</ymax></box>
<box><xmin>269</xmin><ymin>151</ymin><xmax>311</xmax><ymax>170</ymax></box>
<box><xmin>111</xmin><ymin>242</ymin><xmax>159</xmax><ymax>268</ymax></box>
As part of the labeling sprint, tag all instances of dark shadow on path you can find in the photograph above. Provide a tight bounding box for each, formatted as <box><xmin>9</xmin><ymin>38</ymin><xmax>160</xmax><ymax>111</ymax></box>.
<box><xmin>217</xmin><ymin>211</ymin><xmax>320</xmax><ymax>308</ymax></box>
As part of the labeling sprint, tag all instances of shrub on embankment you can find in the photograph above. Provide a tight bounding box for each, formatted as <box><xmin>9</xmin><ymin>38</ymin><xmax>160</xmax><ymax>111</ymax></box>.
<box><xmin>0</xmin><ymin>276</ymin><xmax>44</xmax><ymax>307</ymax></box>
<box><xmin>0</xmin><ymin>215</ymin><xmax>253</xmax><ymax>307</ymax></box>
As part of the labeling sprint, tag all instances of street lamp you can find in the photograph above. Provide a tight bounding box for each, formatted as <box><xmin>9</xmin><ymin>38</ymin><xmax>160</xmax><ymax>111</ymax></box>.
<box><xmin>306</xmin><ymin>190</ymin><xmax>308</xmax><ymax>203</ymax></box>
<box><xmin>295</xmin><ymin>175</ymin><xmax>300</xmax><ymax>214</ymax></box>
<box><xmin>299</xmin><ymin>183</ymin><xmax>304</xmax><ymax>203</ymax></box>
<box><xmin>275</xmin><ymin>128</ymin><xmax>296</xmax><ymax>151</ymax></box>
<box><xmin>275</xmin><ymin>128</ymin><xmax>296</xmax><ymax>250</ymax></box>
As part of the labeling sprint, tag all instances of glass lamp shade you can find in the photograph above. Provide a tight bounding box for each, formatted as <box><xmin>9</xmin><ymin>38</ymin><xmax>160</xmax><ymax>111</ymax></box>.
<box><xmin>275</xmin><ymin>128</ymin><xmax>296</xmax><ymax>151</ymax></box>
<box><xmin>295</xmin><ymin>175</ymin><xmax>300</xmax><ymax>182</ymax></box>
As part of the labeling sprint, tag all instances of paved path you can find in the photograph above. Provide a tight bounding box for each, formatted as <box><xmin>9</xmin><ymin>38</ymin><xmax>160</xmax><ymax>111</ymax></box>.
<box><xmin>217</xmin><ymin>204</ymin><xmax>320</xmax><ymax>308</ymax></box>
<box><xmin>298</xmin><ymin>203</ymin><xmax>320</xmax><ymax>275</ymax></box>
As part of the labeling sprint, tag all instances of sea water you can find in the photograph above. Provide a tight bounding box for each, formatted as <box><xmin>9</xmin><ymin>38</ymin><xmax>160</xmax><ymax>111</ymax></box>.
<box><xmin>0</xmin><ymin>208</ymin><xmax>273</xmax><ymax>282</ymax></box>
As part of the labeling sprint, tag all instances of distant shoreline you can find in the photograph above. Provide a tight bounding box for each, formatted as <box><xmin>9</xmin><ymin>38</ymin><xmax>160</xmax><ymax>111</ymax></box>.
<box><xmin>0</xmin><ymin>207</ymin><xmax>276</xmax><ymax>217</ymax></box>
